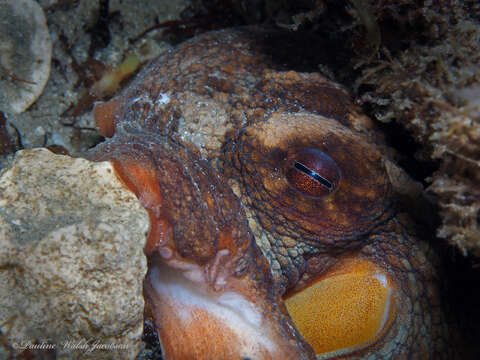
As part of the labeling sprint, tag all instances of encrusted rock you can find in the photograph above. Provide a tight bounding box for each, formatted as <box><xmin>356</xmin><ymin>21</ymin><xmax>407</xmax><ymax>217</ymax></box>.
<box><xmin>352</xmin><ymin>1</ymin><xmax>480</xmax><ymax>256</ymax></box>
<box><xmin>0</xmin><ymin>149</ymin><xmax>149</xmax><ymax>359</ymax></box>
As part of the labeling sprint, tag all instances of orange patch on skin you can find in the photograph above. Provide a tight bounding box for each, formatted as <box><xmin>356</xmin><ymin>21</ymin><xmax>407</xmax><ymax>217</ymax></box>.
<box><xmin>94</xmin><ymin>97</ymin><xmax>123</xmax><ymax>137</ymax></box>
<box><xmin>285</xmin><ymin>258</ymin><xmax>396</xmax><ymax>355</ymax></box>
<box><xmin>154</xmin><ymin>299</ymin><xmax>244</xmax><ymax>359</ymax></box>
<box><xmin>110</xmin><ymin>158</ymin><xmax>173</xmax><ymax>254</ymax></box>
<box><xmin>217</xmin><ymin>228</ymin><xmax>239</xmax><ymax>255</ymax></box>
<box><xmin>144</xmin><ymin>265</ymin><xmax>302</xmax><ymax>360</ymax></box>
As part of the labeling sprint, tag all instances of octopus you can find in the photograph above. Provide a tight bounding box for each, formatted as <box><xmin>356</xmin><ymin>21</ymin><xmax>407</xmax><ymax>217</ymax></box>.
<box><xmin>89</xmin><ymin>27</ymin><xmax>451</xmax><ymax>359</ymax></box>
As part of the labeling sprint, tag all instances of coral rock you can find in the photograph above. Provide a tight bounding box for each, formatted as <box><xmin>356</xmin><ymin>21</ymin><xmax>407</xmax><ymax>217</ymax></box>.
<box><xmin>354</xmin><ymin>1</ymin><xmax>480</xmax><ymax>256</ymax></box>
<box><xmin>0</xmin><ymin>148</ymin><xmax>148</xmax><ymax>359</ymax></box>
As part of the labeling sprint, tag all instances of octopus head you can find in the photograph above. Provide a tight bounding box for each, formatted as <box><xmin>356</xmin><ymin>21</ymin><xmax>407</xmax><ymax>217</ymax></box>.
<box><xmin>220</xmin><ymin>111</ymin><xmax>446</xmax><ymax>358</ymax></box>
<box><xmin>90</xmin><ymin>104</ymin><xmax>447</xmax><ymax>359</ymax></box>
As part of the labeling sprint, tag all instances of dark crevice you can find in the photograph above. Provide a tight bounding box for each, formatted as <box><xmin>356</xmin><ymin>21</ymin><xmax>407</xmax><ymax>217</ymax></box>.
<box><xmin>377</xmin><ymin>120</ymin><xmax>440</xmax><ymax>185</ymax></box>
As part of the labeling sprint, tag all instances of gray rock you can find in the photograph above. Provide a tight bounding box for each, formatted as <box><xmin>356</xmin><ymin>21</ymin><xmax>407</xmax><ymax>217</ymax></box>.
<box><xmin>0</xmin><ymin>0</ymin><xmax>52</xmax><ymax>114</ymax></box>
<box><xmin>0</xmin><ymin>148</ymin><xmax>149</xmax><ymax>359</ymax></box>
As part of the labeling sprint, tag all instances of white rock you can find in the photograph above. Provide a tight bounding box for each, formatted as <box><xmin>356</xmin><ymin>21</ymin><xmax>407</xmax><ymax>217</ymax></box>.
<box><xmin>0</xmin><ymin>149</ymin><xmax>149</xmax><ymax>359</ymax></box>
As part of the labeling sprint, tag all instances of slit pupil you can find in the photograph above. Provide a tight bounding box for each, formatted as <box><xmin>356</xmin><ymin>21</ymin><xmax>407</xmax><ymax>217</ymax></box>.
<box><xmin>294</xmin><ymin>161</ymin><xmax>333</xmax><ymax>190</ymax></box>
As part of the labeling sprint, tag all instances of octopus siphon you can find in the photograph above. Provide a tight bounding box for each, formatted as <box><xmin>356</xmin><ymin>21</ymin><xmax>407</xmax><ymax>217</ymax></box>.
<box><xmin>89</xmin><ymin>27</ymin><xmax>452</xmax><ymax>359</ymax></box>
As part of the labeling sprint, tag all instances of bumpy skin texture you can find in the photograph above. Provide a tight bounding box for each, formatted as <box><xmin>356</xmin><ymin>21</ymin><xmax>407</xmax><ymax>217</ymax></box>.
<box><xmin>90</xmin><ymin>27</ymin><xmax>451</xmax><ymax>359</ymax></box>
<box><xmin>90</xmin><ymin>131</ymin><xmax>314</xmax><ymax>359</ymax></box>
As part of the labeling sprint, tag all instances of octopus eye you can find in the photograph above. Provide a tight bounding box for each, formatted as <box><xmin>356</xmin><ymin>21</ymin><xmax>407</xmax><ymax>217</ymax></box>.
<box><xmin>285</xmin><ymin>259</ymin><xmax>397</xmax><ymax>356</ymax></box>
<box><xmin>285</xmin><ymin>149</ymin><xmax>341</xmax><ymax>198</ymax></box>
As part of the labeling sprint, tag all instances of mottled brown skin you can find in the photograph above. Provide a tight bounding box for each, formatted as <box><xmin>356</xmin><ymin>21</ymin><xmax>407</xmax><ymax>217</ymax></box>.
<box><xmin>90</xmin><ymin>27</ymin><xmax>451</xmax><ymax>359</ymax></box>
<box><xmin>91</xmin><ymin>130</ymin><xmax>313</xmax><ymax>359</ymax></box>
